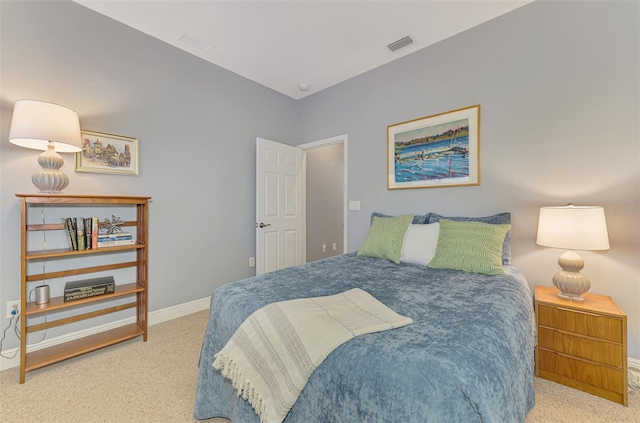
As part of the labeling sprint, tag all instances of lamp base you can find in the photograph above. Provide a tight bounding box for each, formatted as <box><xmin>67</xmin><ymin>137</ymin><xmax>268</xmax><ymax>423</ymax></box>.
<box><xmin>556</xmin><ymin>291</ymin><xmax>585</xmax><ymax>302</ymax></box>
<box><xmin>32</xmin><ymin>143</ymin><xmax>69</xmax><ymax>193</ymax></box>
<box><xmin>552</xmin><ymin>250</ymin><xmax>591</xmax><ymax>302</ymax></box>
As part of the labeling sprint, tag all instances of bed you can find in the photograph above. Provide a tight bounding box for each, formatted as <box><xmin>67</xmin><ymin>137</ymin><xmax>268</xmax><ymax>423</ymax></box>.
<box><xmin>194</xmin><ymin>213</ymin><xmax>536</xmax><ymax>422</ymax></box>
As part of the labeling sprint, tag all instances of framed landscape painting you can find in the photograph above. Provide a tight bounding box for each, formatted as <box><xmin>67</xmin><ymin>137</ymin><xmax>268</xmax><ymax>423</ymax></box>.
<box><xmin>75</xmin><ymin>130</ymin><xmax>139</xmax><ymax>176</ymax></box>
<box><xmin>387</xmin><ymin>105</ymin><xmax>480</xmax><ymax>189</ymax></box>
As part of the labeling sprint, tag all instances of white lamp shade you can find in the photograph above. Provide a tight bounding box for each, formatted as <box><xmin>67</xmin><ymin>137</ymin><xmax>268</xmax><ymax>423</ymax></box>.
<box><xmin>8</xmin><ymin>100</ymin><xmax>82</xmax><ymax>153</ymax></box>
<box><xmin>536</xmin><ymin>205</ymin><xmax>610</xmax><ymax>251</ymax></box>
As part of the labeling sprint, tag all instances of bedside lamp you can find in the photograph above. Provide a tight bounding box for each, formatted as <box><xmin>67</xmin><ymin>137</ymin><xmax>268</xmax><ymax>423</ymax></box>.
<box><xmin>9</xmin><ymin>100</ymin><xmax>82</xmax><ymax>193</ymax></box>
<box><xmin>536</xmin><ymin>204</ymin><xmax>610</xmax><ymax>302</ymax></box>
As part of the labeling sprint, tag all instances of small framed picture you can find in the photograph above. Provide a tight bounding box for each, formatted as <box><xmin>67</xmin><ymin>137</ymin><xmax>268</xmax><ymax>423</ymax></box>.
<box><xmin>388</xmin><ymin>105</ymin><xmax>480</xmax><ymax>189</ymax></box>
<box><xmin>75</xmin><ymin>129</ymin><xmax>139</xmax><ymax>176</ymax></box>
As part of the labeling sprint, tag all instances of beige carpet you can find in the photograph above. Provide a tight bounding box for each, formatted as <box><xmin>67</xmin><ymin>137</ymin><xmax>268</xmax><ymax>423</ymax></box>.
<box><xmin>1</xmin><ymin>310</ymin><xmax>638</xmax><ymax>422</ymax></box>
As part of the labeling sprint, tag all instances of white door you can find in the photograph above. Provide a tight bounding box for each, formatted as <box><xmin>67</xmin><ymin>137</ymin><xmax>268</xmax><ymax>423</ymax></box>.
<box><xmin>256</xmin><ymin>137</ymin><xmax>305</xmax><ymax>275</ymax></box>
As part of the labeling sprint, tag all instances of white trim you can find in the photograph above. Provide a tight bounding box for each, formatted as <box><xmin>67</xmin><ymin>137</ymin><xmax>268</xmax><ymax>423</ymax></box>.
<box><xmin>301</xmin><ymin>150</ymin><xmax>307</xmax><ymax>262</ymax></box>
<box><xmin>298</xmin><ymin>134</ymin><xmax>345</xmax><ymax>149</ymax></box>
<box><xmin>0</xmin><ymin>296</ymin><xmax>211</xmax><ymax>371</ymax></box>
<box><xmin>148</xmin><ymin>295</ymin><xmax>210</xmax><ymax>326</ymax></box>
<box><xmin>298</xmin><ymin>134</ymin><xmax>349</xmax><ymax>253</ymax></box>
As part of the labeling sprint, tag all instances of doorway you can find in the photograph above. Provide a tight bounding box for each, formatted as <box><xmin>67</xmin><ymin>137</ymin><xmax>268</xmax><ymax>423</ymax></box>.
<box><xmin>299</xmin><ymin>135</ymin><xmax>348</xmax><ymax>262</ymax></box>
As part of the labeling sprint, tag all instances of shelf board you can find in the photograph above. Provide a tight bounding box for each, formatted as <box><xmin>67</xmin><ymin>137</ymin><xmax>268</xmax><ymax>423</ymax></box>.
<box><xmin>26</xmin><ymin>221</ymin><xmax>137</xmax><ymax>231</ymax></box>
<box><xmin>25</xmin><ymin>323</ymin><xmax>144</xmax><ymax>373</ymax></box>
<box><xmin>16</xmin><ymin>193</ymin><xmax>151</xmax><ymax>205</ymax></box>
<box><xmin>26</xmin><ymin>243</ymin><xmax>145</xmax><ymax>260</ymax></box>
<box><xmin>25</xmin><ymin>282</ymin><xmax>144</xmax><ymax>315</ymax></box>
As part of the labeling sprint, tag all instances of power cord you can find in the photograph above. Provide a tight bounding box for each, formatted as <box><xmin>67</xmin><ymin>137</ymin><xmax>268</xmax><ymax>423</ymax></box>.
<box><xmin>0</xmin><ymin>289</ymin><xmax>49</xmax><ymax>359</ymax></box>
<box><xmin>0</xmin><ymin>312</ymin><xmax>20</xmax><ymax>359</ymax></box>
<box><xmin>1</xmin><ymin>207</ymin><xmax>52</xmax><ymax>360</ymax></box>
<box><xmin>28</xmin><ymin>286</ymin><xmax>48</xmax><ymax>344</ymax></box>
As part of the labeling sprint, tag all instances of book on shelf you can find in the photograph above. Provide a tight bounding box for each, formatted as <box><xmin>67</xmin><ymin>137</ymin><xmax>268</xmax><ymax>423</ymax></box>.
<box><xmin>98</xmin><ymin>232</ymin><xmax>133</xmax><ymax>240</ymax></box>
<box><xmin>84</xmin><ymin>218</ymin><xmax>92</xmax><ymax>250</ymax></box>
<box><xmin>76</xmin><ymin>217</ymin><xmax>85</xmax><ymax>250</ymax></box>
<box><xmin>97</xmin><ymin>232</ymin><xmax>135</xmax><ymax>248</ymax></box>
<box><xmin>65</xmin><ymin>217</ymin><xmax>78</xmax><ymax>250</ymax></box>
<box><xmin>91</xmin><ymin>217</ymin><xmax>99</xmax><ymax>249</ymax></box>
<box><xmin>64</xmin><ymin>276</ymin><xmax>115</xmax><ymax>302</ymax></box>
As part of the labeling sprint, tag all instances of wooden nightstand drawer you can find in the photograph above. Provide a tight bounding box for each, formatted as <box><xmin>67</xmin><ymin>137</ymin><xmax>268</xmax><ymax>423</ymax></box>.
<box><xmin>538</xmin><ymin>326</ymin><xmax>623</xmax><ymax>368</ymax></box>
<box><xmin>538</xmin><ymin>348</ymin><xmax>625</xmax><ymax>395</ymax></box>
<box><xmin>537</xmin><ymin>304</ymin><xmax>623</xmax><ymax>343</ymax></box>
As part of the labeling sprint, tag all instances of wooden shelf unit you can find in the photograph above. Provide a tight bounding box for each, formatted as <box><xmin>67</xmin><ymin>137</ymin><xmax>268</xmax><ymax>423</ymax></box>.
<box><xmin>16</xmin><ymin>194</ymin><xmax>150</xmax><ymax>384</ymax></box>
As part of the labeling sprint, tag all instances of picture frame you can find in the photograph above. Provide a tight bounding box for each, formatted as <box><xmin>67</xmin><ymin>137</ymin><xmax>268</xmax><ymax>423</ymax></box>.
<box><xmin>387</xmin><ymin>105</ymin><xmax>480</xmax><ymax>189</ymax></box>
<box><xmin>75</xmin><ymin>129</ymin><xmax>139</xmax><ymax>176</ymax></box>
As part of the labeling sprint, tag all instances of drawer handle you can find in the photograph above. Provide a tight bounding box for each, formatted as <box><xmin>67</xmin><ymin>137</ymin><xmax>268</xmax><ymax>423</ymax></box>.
<box><xmin>555</xmin><ymin>307</ymin><xmax>601</xmax><ymax>317</ymax></box>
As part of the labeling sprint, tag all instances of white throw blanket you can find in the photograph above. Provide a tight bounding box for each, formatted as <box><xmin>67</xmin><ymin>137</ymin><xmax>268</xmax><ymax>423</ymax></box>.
<box><xmin>212</xmin><ymin>288</ymin><xmax>413</xmax><ymax>423</ymax></box>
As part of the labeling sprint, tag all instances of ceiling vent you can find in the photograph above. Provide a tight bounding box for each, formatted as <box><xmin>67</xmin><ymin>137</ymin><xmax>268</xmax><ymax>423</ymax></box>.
<box><xmin>178</xmin><ymin>31</ymin><xmax>214</xmax><ymax>53</ymax></box>
<box><xmin>387</xmin><ymin>36</ymin><xmax>414</xmax><ymax>52</ymax></box>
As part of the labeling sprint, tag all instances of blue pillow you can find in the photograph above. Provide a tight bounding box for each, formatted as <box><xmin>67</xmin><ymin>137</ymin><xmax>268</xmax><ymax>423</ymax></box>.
<box><xmin>428</xmin><ymin>213</ymin><xmax>512</xmax><ymax>264</ymax></box>
<box><xmin>371</xmin><ymin>212</ymin><xmax>430</xmax><ymax>225</ymax></box>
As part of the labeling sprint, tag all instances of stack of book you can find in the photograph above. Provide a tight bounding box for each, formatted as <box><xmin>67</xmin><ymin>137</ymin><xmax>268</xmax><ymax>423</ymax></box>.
<box><xmin>97</xmin><ymin>232</ymin><xmax>135</xmax><ymax>248</ymax></box>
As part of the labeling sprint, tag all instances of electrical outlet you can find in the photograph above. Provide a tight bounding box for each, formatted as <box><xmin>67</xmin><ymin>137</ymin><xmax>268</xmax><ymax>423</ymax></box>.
<box><xmin>249</xmin><ymin>257</ymin><xmax>255</xmax><ymax>267</ymax></box>
<box><xmin>6</xmin><ymin>300</ymin><xmax>20</xmax><ymax>319</ymax></box>
<box><xmin>322</xmin><ymin>244</ymin><xmax>327</xmax><ymax>253</ymax></box>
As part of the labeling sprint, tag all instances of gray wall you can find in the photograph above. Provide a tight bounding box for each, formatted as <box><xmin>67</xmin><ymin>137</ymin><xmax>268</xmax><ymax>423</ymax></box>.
<box><xmin>306</xmin><ymin>143</ymin><xmax>344</xmax><ymax>262</ymax></box>
<box><xmin>298</xmin><ymin>1</ymin><xmax>640</xmax><ymax>358</ymax></box>
<box><xmin>0</xmin><ymin>1</ymin><xmax>299</xmax><ymax>346</ymax></box>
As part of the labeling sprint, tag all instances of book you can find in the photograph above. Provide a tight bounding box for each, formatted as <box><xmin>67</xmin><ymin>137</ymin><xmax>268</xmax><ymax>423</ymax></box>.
<box><xmin>65</xmin><ymin>217</ymin><xmax>78</xmax><ymax>250</ymax></box>
<box><xmin>84</xmin><ymin>218</ymin><xmax>92</xmax><ymax>250</ymax></box>
<box><xmin>97</xmin><ymin>232</ymin><xmax>135</xmax><ymax>248</ymax></box>
<box><xmin>64</xmin><ymin>276</ymin><xmax>115</xmax><ymax>302</ymax></box>
<box><xmin>98</xmin><ymin>239</ymin><xmax>136</xmax><ymax>248</ymax></box>
<box><xmin>76</xmin><ymin>217</ymin><xmax>85</xmax><ymax>250</ymax></box>
<box><xmin>91</xmin><ymin>217</ymin><xmax>99</xmax><ymax>249</ymax></box>
<box><xmin>97</xmin><ymin>238</ymin><xmax>136</xmax><ymax>248</ymax></box>
<box><xmin>98</xmin><ymin>232</ymin><xmax>133</xmax><ymax>241</ymax></box>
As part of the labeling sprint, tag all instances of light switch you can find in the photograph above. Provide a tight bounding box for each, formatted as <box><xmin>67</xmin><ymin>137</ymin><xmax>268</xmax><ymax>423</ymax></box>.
<box><xmin>348</xmin><ymin>201</ymin><xmax>361</xmax><ymax>211</ymax></box>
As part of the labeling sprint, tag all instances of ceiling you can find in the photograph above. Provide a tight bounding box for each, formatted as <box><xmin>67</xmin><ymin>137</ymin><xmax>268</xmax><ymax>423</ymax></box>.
<box><xmin>74</xmin><ymin>1</ymin><xmax>533</xmax><ymax>100</ymax></box>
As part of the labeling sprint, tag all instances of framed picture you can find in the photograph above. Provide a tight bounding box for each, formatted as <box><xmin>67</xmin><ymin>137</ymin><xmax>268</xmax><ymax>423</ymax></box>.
<box><xmin>75</xmin><ymin>130</ymin><xmax>139</xmax><ymax>175</ymax></box>
<box><xmin>387</xmin><ymin>105</ymin><xmax>480</xmax><ymax>189</ymax></box>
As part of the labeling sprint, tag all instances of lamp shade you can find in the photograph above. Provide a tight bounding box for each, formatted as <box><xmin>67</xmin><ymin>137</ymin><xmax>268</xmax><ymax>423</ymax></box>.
<box><xmin>8</xmin><ymin>100</ymin><xmax>82</xmax><ymax>153</ymax></box>
<box><xmin>536</xmin><ymin>205</ymin><xmax>610</xmax><ymax>251</ymax></box>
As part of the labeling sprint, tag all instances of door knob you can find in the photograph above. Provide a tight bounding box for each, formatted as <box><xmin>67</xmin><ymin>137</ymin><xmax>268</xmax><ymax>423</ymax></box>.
<box><xmin>257</xmin><ymin>222</ymin><xmax>271</xmax><ymax>228</ymax></box>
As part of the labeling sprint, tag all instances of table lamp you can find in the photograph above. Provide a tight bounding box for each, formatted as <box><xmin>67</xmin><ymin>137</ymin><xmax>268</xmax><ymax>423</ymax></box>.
<box><xmin>8</xmin><ymin>100</ymin><xmax>82</xmax><ymax>193</ymax></box>
<box><xmin>536</xmin><ymin>204</ymin><xmax>610</xmax><ymax>301</ymax></box>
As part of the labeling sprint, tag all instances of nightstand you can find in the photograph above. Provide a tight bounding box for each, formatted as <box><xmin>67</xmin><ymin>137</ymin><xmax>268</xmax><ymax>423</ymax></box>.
<box><xmin>535</xmin><ymin>285</ymin><xmax>628</xmax><ymax>406</ymax></box>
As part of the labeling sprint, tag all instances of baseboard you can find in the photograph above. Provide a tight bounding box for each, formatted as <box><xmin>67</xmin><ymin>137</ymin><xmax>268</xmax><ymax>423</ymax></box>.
<box><xmin>147</xmin><ymin>296</ymin><xmax>211</xmax><ymax>326</ymax></box>
<box><xmin>0</xmin><ymin>296</ymin><xmax>211</xmax><ymax>371</ymax></box>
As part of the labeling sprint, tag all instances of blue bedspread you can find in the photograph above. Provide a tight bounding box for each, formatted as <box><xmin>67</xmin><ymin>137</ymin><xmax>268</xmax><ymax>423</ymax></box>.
<box><xmin>194</xmin><ymin>253</ymin><xmax>536</xmax><ymax>422</ymax></box>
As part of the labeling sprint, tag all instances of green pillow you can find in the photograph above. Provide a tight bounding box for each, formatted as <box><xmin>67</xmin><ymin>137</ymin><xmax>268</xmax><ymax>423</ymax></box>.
<box><xmin>427</xmin><ymin>219</ymin><xmax>510</xmax><ymax>275</ymax></box>
<box><xmin>357</xmin><ymin>214</ymin><xmax>413</xmax><ymax>264</ymax></box>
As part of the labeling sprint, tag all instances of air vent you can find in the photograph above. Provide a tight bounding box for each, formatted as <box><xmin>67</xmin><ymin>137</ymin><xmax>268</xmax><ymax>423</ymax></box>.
<box><xmin>387</xmin><ymin>36</ymin><xmax>414</xmax><ymax>52</ymax></box>
<box><xmin>178</xmin><ymin>31</ymin><xmax>214</xmax><ymax>53</ymax></box>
